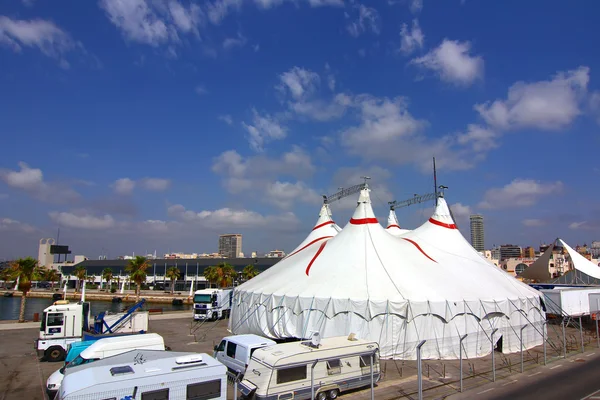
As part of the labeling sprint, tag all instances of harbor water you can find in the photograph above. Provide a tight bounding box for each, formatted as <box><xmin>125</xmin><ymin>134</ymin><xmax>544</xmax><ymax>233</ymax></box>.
<box><xmin>0</xmin><ymin>296</ymin><xmax>192</xmax><ymax>321</ymax></box>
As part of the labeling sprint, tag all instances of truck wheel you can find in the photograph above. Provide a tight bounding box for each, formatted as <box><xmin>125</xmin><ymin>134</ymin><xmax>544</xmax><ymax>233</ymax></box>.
<box><xmin>212</xmin><ymin>312</ymin><xmax>217</xmax><ymax>321</ymax></box>
<box><xmin>328</xmin><ymin>389</ymin><xmax>339</xmax><ymax>399</ymax></box>
<box><xmin>45</xmin><ymin>346</ymin><xmax>66</xmax><ymax>362</ymax></box>
<box><xmin>316</xmin><ymin>392</ymin><xmax>327</xmax><ymax>400</ymax></box>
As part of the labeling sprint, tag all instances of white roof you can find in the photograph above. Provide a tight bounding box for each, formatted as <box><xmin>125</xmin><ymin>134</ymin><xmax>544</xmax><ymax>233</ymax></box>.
<box><xmin>282</xmin><ymin>204</ymin><xmax>341</xmax><ymax>260</ymax></box>
<box><xmin>559</xmin><ymin>239</ymin><xmax>600</xmax><ymax>280</ymax></box>
<box><xmin>222</xmin><ymin>334</ymin><xmax>276</xmax><ymax>347</ymax></box>
<box><xmin>385</xmin><ymin>209</ymin><xmax>410</xmax><ymax>236</ymax></box>
<box><xmin>231</xmin><ymin>188</ymin><xmax>543</xmax><ymax>360</ymax></box>
<box><xmin>79</xmin><ymin>333</ymin><xmax>163</xmax><ymax>359</ymax></box>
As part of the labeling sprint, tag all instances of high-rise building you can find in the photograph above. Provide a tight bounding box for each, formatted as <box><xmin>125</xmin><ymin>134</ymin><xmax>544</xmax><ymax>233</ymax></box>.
<box><xmin>522</xmin><ymin>246</ymin><xmax>535</xmax><ymax>258</ymax></box>
<box><xmin>469</xmin><ymin>215</ymin><xmax>485</xmax><ymax>252</ymax></box>
<box><xmin>218</xmin><ymin>234</ymin><xmax>242</xmax><ymax>258</ymax></box>
<box><xmin>500</xmin><ymin>244</ymin><xmax>521</xmax><ymax>261</ymax></box>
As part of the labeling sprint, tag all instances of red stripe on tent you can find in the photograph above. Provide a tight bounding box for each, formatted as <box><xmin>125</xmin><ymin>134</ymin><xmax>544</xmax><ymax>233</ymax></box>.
<box><xmin>387</xmin><ymin>224</ymin><xmax>401</xmax><ymax>229</ymax></box>
<box><xmin>306</xmin><ymin>241</ymin><xmax>327</xmax><ymax>276</ymax></box>
<box><xmin>428</xmin><ymin>218</ymin><xmax>457</xmax><ymax>229</ymax></box>
<box><xmin>312</xmin><ymin>220</ymin><xmax>335</xmax><ymax>231</ymax></box>
<box><xmin>402</xmin><ymin>238</ymin><xmax>437</xmax><ymax>263</ymax></box>
<box><xmin>284</xmin><ymin>236</ymin><xmax>333</xmax><ymax>259</ymax></box>
<box><xmin>350</xmin><ymin>217</ymin><xmax>379</xmax><ymax>225</ymax></box>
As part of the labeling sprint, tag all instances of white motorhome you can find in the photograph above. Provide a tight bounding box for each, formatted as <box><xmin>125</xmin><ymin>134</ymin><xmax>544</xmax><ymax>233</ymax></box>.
<box><xmin>214</xmin><ymin>334</ymin><xmax>276</xmax><ymax>376</ymax></box>
<box><xmin>193</xmin><ymin>288</ymin><xmax>233</xmax><ymax>321</ymax></box>
<box><xmin>36</xmin><ymin>300</ymin><xmax>149</xmax><ymax>362</ymax></box>
<box><xmin>46</xmin><ymin>333</ymin><xmax>166</xmax><ymax>398</ymax></box>
<box><xmin>239</xmin><ymin>334</ymin><xmax>380</xmax><ymax>400</ymax></box>
<box><xmin>58</xmin><ymin>350</ymin><xmax>227</xmax><ymax>400</ymax></box>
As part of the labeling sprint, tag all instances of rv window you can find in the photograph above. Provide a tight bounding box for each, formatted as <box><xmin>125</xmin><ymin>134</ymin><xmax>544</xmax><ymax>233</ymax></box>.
<box><xmin>226</xmin><ymin>341</ymin><xmax>237</xmax><ymax>358</ymax></box>
<box><xmin>276</xmin><ymin>366</ymin><xmax>307</xmax><ymax>384</ymax></box>
<box><xmin>141</xmin><ymin>388</ymin><xmax>169</xmax><ymax>400</ymax></box>
<box><xmin>326</xmin><ymin>359</ymin><xmax>341</xmax><ymax>375</ymax></box>
<box><xmin>47</xmin><ymin>313</ymin><xmax>64</xmax><ymax>327</ymax></box>
<box><xmin>110</xmin><ymin>366</ymin><xmax>135</xmax><ymax>376</ymax></box>
<box><xmin>359</xmin><ymin>355</ymin><xmax>372</xmax><ymax>368</ymax></box>
<box><xmin>186</xmin><ymin>379</ymin><xmax>221</xmax><ymax>400</ymax></box>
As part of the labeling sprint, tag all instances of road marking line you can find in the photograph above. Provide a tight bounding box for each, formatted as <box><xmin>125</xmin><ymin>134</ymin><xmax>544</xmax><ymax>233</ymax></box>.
<box><xmin>502</xmin><ymin>380</ymin><xmax>518</xmax><ymax>386</ymax></box>
<box><xmin>586</xmin><ymin>353</ymin><xmax>595</xmax><ymax>357</ymax></box>
<box><xmin>528</xmin><ymin>371</ymin><xmax>542</xmax><ymax>377</ymax></box>
<box><xmin>579</xmin><ymin>388</ymin><xmax>600</xmax><ymax>400</ymax></box>
<box><xmin>549</xmin><ymin>365</ymin><xmax>562</xmax><ymax>369</ymax></box>
<box><xmin>477</xmin><ymin>388</ymin><xmax>495</xmax><ymax>395</ymax></box>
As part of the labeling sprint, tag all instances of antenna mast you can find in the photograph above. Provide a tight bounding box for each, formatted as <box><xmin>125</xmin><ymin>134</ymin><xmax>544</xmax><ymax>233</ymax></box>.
<box><xmin>433</xmin><ymin>157</ymin><xmax>438</xmax><ymax>206</ymax></box>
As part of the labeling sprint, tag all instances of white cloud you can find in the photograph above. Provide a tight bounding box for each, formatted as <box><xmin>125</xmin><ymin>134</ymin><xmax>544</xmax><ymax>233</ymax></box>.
<box><xmin>399</xmin><ymin>19</ymin><xmax>424</xmax><ymax>55</ymax></box>
<box><xmin>266</xmin><ymin>181</ymin><xmax>321</xmax><ymax>209</ymax></box>
<box><xmin>475</xmin><ymin>66</ymin><xmax>590</xmax><ymax>131</ymax></box>
<box><xmin>0</xmin><ymin>16</ymin><xmax>77</xmax><ymax>68</ymax></box>
<box><xmin>346</xmin><ymin>5</ymin><xmax>381</xmax><ymax>37</ymax></box>
<box><xmin>330</xmin><ymin>166</ymin><xmax>394</xmax><ymax>210</ymax></box>
<box><xmin>456</xmin><ymin>124</ymin><xmax>498</xmax><ymax>153</ymax></box>
<box><xmin>49</xmin><ymin>211</ymin><xmax>116</xmax><ymax>230</ymax></box>
<box><xmin>223</xmin><ymin>32</ymin><xmax>247</xmax><ymax>49</ymax></box>
<box><xmin>339</xmin><ymin>95</ymin><xmax>473</xmax><ymax>171</ymax></box>
<box><xmin>112</xmin><ymin>178</ymin><xmax>136</xmax><ymax>195</ymax></box>
<box><xmin>291</xmin><ymin>93</ymin><xmax>352</xmax><ymax>121</ymax></box>
<box><xmin>523</xmin><ymin>218</ymin><xmax>546</xmax><ymax>227</ymax></box>
<box><xmin>140</xmin><ymin>178</ymin><xmax>171</xmax><ymax>191</ymax></box>
<box><xmin>99</xmin><ymin>0</ymin><xmax>203</xmax><ymax>48</ymax></box>
<box><xmin>0</xmin><ymin>218</ymin><xmax>37</xmax><ymax>233</ymax></box>
<box><xmin>449</xmin><ymin>203</ymin><xmax>472</xmax><ymax>220</ymax></box>
<box><xmin>411</xmin><ymin>39</ymin><xmax>484</xmax><ymax>86</ymax></box>
<box><xmin>0</xmin><ymin>162</ymin><xmax>80</xmax><ymax>203</ymax></box>
<box><xmin>195</xmin><ymin>85</ymin><xmax>208</xmax><ymax>95</ymax></box>
<box><xmin>206</xmin><ymin>0</ymin><xmax>243</xmax><ymax>24</ymax></box>
<box><xmin>167</xmin><ymin>204</ymin><xmax>300</xmax><ymax>230</ymax></box>
<box><xmin>410</xmin><ymin>0</ymin><xmax>423</xmax><ymax>13</ymax></box>
<box><xmin>278</xmin><ymin>67</ymin><xmax>321</xmax><ymax>100</ymax></box>
<box><xmin>478</xmin><ymin>179</ymin><xmax>564</xmax><ymax>209</ymax></box>
<box><xmin>242</xmin><ymin>109</ymin><xmax>287</xmax><ymax>151</ymax></box>
<box><xmin>218</xmin><ymin>114</ymin><xmax>233</xmax><ymax>125</ymax></box>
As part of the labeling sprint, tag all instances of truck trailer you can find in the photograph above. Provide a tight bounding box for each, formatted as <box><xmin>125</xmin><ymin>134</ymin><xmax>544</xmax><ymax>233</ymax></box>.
<box><xmin>35</xmin><ymin>299</ymin><xmax>149</xmax><ymax>362</ymax></box>
<box><xmin>193</xmin><ymin>288</ymin><xmax>233</xmax><ymax>321</ymax></box>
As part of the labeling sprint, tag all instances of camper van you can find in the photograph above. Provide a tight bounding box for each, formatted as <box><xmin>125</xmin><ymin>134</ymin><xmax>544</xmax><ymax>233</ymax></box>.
<box><xmin>239</xmin><ymin>334</ymin><xmax>380</xmax><ymax>400</ymax></box>
<box><xmin>214</xmin><ymin>334</ymin><xmax>277</xmax><ymax>376</ymax></box>
<box><xmin>57</xmin><ymin>350</ymin><xmax>227</xmax><ymax>400</ymax></box>
<box><xmin>46</xmin><ymin>333</ymin><xmax>165</xmax><ymax>398</ymax></box>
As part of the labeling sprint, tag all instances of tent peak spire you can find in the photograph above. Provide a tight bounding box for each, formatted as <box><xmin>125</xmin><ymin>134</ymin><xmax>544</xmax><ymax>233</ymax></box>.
<box><xmin>387</xmin><ymin>208</ymin><xmax>401</xmax><ymax>229</ymax></box>
<box><xmin>428</xmin><ymin>196</ymin><xmax>457</xmax><ymax>229</ymax></box>
<box><xmin>350</xmin><ymin>187</ymin><xmax>378</xmax><ymax>225</ymax></box>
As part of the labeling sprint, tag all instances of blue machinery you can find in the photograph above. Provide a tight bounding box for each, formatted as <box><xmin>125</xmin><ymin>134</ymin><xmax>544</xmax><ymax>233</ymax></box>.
<box><xmin>92</xmin><ymin>299</ymin><xmax>147</xmax><ymax>334</ymax></box>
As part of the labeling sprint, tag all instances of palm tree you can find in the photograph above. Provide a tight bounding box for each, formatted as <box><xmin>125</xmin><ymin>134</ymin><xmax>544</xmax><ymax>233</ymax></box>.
<box><xmin>73</xmin><ymin>265</ymin><xmax>86</xmax><ymax>293</ymax></box>
<box><xmin>43</xmin><ymin>268</ymin><xmax>59</xmax><ymax>289</ymax></box>
<box><xmin>203</xmin><ymin>266</ymin><xmax>219</xmax><ymax>288</ymax></box>
<box><xmin>242</xmin><ymin>264</ymin><xmax>259</xmax><ymax>281</ymax></box>
<box><xmin>86</xmin><ymin>274</ymin><xmax>96</xmax><ymax>288</ymax></box>
<box><xmin>102</xmin><ymin>268</ymin><xmax>113</xmax><ymax>290</ymax></box>
<box><xmin>165</xmin><ymin>267</ymin><xmax>180</xmax><ymax>294</ymax></box>
<box><xmin>0</xmin><ymin>267</ymin><xmax>13</xmax><ymax>289</ymax></box>
<box><xmin>10</xmin><ymin>257</ymin><xmax>41</xmax><ymax>323</ymax></box>
<box><xmin>125</xmin><ymin>256</ymin><xmax>150</xmax><ymax>301</ymax></box>
<box><xmin>215</xmin><ymin>262</ymin><xmax>237</xmax><ymax>288</ymax></box>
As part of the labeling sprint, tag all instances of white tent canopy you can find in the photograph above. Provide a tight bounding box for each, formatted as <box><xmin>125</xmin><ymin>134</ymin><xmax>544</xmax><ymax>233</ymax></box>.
<box><xmin>559</xmin><ymin>239</ymin><xmax>600</xmax><ymax>280</ymax></box>
<box><xmin>230</xmin><ymin>189</ymin><xmax>544</xmax><ymax>360</ymax></box>
<box><xmin>283</xmin><ymin>204</ymin><xmax>341</xmax><ymax>259</ymax></box>
<box><xmin>385</xmin><ymin>209</ymin><xmax>411</xmax><ymax>236</ymax></box>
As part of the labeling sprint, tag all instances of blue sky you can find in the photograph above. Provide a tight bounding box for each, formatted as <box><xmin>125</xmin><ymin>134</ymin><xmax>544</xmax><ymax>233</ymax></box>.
<box><xmin>1</xmin><ymin>0</ymin><xmax>600</xmax><ymax>259</ymax></box>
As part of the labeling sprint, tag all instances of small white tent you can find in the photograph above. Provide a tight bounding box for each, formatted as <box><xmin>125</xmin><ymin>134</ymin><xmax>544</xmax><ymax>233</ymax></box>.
<box><xmin>385</xmin><ymin>208</ymin><xmax>410</xmax><ymax>236</ymax></box>
<box><xmin>230</xmin><ymin>188</ymin><xmax>544</xmax><ymax>360</ymax></box>
<box><xmin>283</xmin><ymin>203</ymin><xmax>341</xmax><ymax>259</ymax></box>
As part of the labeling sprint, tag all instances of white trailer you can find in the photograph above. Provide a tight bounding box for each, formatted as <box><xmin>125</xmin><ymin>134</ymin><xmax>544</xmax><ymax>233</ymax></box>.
<box><xmin>57</xmin><ymin>350</ymin><xmax>227</xmax><ymax>400</ymax></box>
<box><xmin>239</xmin><ymin>334</ymin><xmax>380</xmax><ymax>400</ymax></box>
<box><xmin>193</xmin><ymin>288</ymin><xmax>233</xmax><ymax>321</ymax></box>
<box><xmin>541</xmin><ymin>287</ymin><xmax>600</xmax><ymax>316</ymax></box>
<box><xmin>35</xmin><ymin>300</ymin><xmax>149</xmax><ymax>362</ymax></box>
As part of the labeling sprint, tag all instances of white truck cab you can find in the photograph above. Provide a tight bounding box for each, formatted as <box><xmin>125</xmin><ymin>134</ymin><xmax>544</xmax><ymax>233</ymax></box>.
<box><xmin>213</xmin><ymin>334</ymin><xmax>276</xmax><ymax>377</ymax></box>
<box><xmin>193</xmin><ymin>288</ymin><xmax>233</xmax><ymax>321</ymax></box>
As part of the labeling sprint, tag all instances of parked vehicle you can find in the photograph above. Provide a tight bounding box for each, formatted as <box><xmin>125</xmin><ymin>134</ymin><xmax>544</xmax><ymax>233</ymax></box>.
<box><xmin>57</xmin><ymin>349</ymin><xmax>227</xmax><ymax>400</ymax></box>
<box><xmin>193</xmin><ymin>288</ymin><xmax>233</xmax><ymax>321</ymax></box>
<box><xmin>46</xmin><ymin>333</ymin><xmax>165</xmax><ymax>398</ymax></box>
<box><xmin>214</xmin><ymin>334</ymin><xmax>276</xmax><ymax>376</ymax></box>
<box><xmin>239</xmin><ymin>333</ymin><xmax>380</xmax><ymax>400</ymax></box>
<box><xmin>35</xmin><ymin>299</ymin><xmax>149</xmax><ymax>362</ymax></box>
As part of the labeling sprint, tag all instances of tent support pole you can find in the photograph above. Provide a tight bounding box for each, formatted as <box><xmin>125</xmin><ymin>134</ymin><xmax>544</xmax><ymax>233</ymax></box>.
<box><xmin>542</xmin><ymin>322</ymin><xmax>547</xmax><ymax>366</ymax></box>
<box><xmin>310</xmin><ymin>360</ymin><xmax>318</xmax><ymax>400</ymax></box>
<box><xmin>370</xmin><ymin>351</ymin><xmax>375</xmax><ymax>400</ymax></box>
<box><xmin>580</xmin><ymin>316</ymin><xmax>585</xmax><ymax>353</ymax></box>
<box><xmin>520</xmin><ymin>324</ymin><xmax>527</xmax><ymax>373</ymax></box>
<box><xmin>459</xmin><ymin>334</ymin><xmax>467</xmax><ymax>392</ymax></box>
<box><xmin>562</xmin><ymin>318</ymin><xmax>567</xmax><ymax>358</ymax></box>
<box><xmin>417</xmin><ymin>340</ymin><xmax>426</xmax><ymax>400</ymax></box>
<box><xmin>597</xmin><ymin>299</ymin><xmax>600</xmax><ymax>348</ymax></box>
<box><xmin>491</xmin><ymin>328</ymin><xmax>498</xmax><ymax>382</ymax></box>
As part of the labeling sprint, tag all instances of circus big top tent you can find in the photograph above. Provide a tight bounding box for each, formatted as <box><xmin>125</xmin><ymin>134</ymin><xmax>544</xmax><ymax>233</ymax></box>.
<box><xmin>230</xmin><ymin>188</ymin><xmax>545</xmax><ymax>360</ymax></box>
<box><xmin>385</xmin><ymin>208</ymin><xmax>410</xmax><ymax>236</ymax></box>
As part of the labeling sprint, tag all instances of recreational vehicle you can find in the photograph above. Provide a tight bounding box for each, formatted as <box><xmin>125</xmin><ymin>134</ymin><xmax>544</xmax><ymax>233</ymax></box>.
<box><xmin>46</xmin><ymin>333</ymin><xmax>165</xmax><ymax>398</ymax></box>
<box><xmin>58</xmin><ymin>350</ymin><xmax>227</xmax><ymax>400</ymax></box>
<box><xmin>214</xmin><ymin>334</ymin><xmax>276</xmax><ymax>376</ymax></box>
<box><xmin>239</xmin><ymin>334</ymin><xmax>380</xmax><ymax>400</ymax></box>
